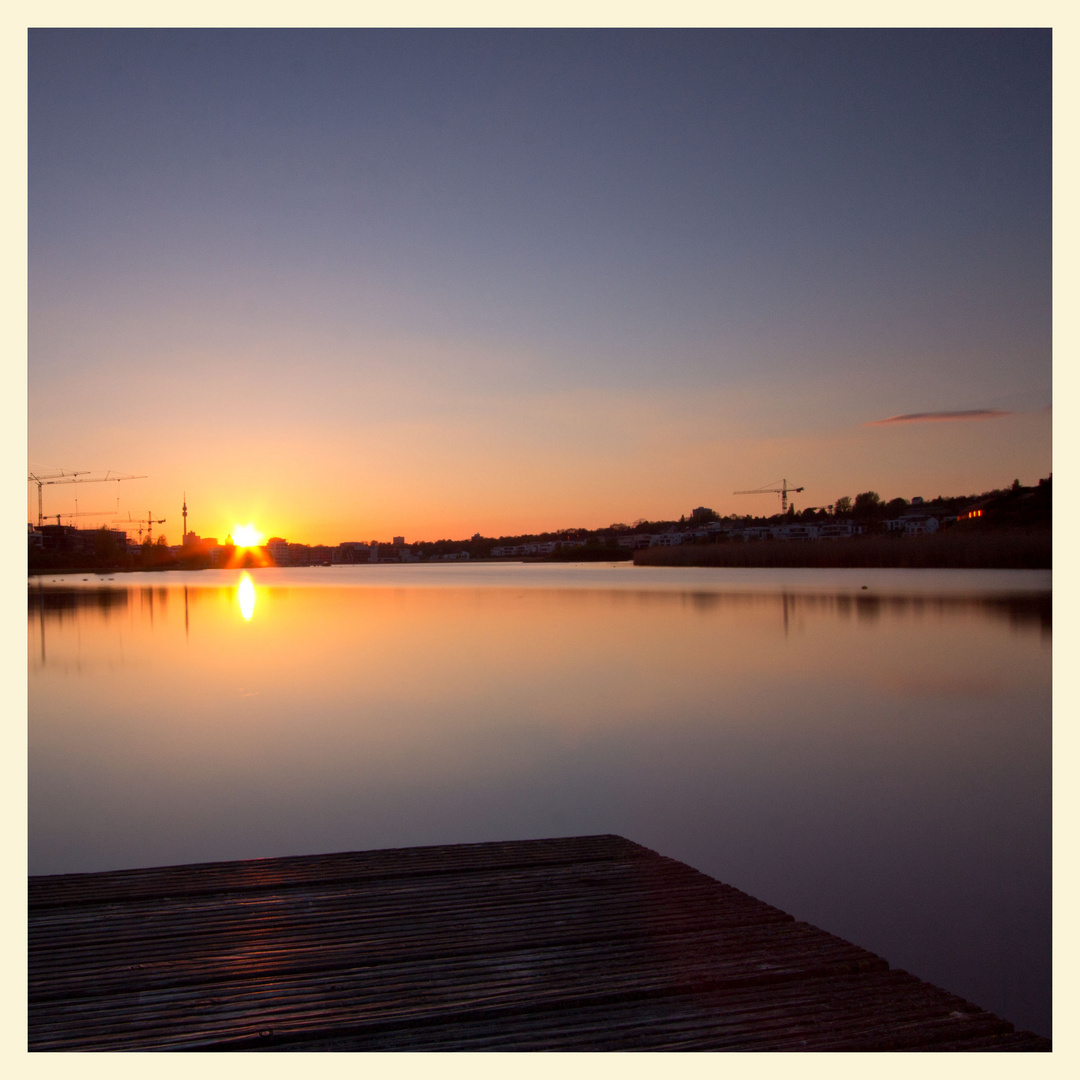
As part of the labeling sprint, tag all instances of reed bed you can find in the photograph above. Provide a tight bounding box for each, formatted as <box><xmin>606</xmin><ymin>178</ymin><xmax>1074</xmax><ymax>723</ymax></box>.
<box><xmin>633</xmin><ymin>530</ymin><xmax>1050</xmax><ymax>570</ymax></box>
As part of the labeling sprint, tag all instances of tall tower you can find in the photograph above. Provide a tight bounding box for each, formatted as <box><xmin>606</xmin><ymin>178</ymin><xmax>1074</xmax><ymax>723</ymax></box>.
<box><xmin>182</xmin><ymin>493</ymin><xmax>188</xmax><ymax>546</ymax></box>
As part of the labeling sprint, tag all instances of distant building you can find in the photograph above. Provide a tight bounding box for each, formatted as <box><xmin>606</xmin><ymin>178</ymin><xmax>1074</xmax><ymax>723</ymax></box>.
<box><xmin>522</xmin><ymin>542</ymin><xmax>557</xmax><ymax>555</ymax></box>
<box><xmin>816</xmin><ymin>522</ymin><xmax>865</xmax><ymax>539</ymax></box>
<box><xmin>288</xmin><ymin>543</ymin><xmax>312</xmax><ymax>566</ymax></box>
<box><xmin>182</xmin><ymin>532</ymin><xmax>220</xmax><ymax>555</ymax></box>
<box><xmin>906</xmin><ymin>516</ymin><xmax>938</xmax><ymax>535</ymax></box>
<box><xmin>956</xmin><ymin>499</ymin><xmax>991</xmax><ymax>522</ymax></box>
<box><xmin>266</xmin><ymin>537</ymin><xmax>289</xmax><ymax>566</ymax></box>
<box><xmin>885</xmin><ymin>515</ymin><xmax>940</xmax><ymax>535</ymax></box>
<box><xmin>772</xmin><ymin>524</ymin><xmax>819</xmax><ymax>541</ymax></box>
<box><xmin>35</xmin><ymin>524</ymin><xmax>127</xmax><ymax>555</ymax></box>
<box><xmin>337</xmin><ymin>542</ymin><xmax>370</xmax><ymax>564</ymax></box>
<box><xmin>392</xmin><ymin>536</ymin><xmax>405</xmax><ymax>547</ymax></box>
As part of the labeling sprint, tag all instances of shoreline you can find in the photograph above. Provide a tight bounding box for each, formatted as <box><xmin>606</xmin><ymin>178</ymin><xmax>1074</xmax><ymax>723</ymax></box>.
<box><xmin>633</xmin><ymin>529</ymin><xmax>1050</xmax><ymax>570</ymax></box>
<box><xmin>26</xmin><ymin>529</ymin><xmax>1052</xmax><ymax>577</ymax></box>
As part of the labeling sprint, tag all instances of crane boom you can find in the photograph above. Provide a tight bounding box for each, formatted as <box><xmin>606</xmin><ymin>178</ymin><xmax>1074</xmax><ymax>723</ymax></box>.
<box><xmin>733</xmin><ymin>478</ymin><xmax>806</xmax><ymax>513</ymax></box>
<box><xmin>48</xmin><ymin>509</ymin><xmax>118</xmax><ymax>526</ymax></box>
<box><xmin>29</xmin><ymin>471</ymin><xmax>146</xmax><ymax>525</ymax></box>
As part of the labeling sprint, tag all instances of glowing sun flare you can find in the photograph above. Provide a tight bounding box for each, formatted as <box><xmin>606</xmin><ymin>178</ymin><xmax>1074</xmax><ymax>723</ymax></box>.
<box><xmin>232</xmin><ymin>524</ymin><xmax>264</xmax><ymax>548</ymax></box>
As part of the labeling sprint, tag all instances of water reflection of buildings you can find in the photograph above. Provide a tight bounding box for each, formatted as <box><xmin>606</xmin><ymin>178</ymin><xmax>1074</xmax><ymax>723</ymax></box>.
<box><xmin>27</xmin><ymin>583</ymin><xmax>1052</xmax><ymax>632</ymax></box>
<box><xmin>26</xmin><ymin>583</ymin><xmax>1052</xmax><ymax>667</ymax></box>
<box><xmin>674</xmin><ymin>589</ymin><xmax>1051</xmax><ymax>636</ymax></box>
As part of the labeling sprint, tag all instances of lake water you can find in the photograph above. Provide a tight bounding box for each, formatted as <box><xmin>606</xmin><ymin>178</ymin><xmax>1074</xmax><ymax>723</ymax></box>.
<box><xmin>28</xmin><ymin>563</ymin><xmax>1052</xmax><ymax>1038</ymax></box>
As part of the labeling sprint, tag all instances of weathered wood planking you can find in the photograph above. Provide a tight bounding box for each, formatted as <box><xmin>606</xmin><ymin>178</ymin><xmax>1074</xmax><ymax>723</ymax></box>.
<box><xmin>29</xmin><ymin>835</ymin><xmax>1050</xmax><ymax>1051</ymax></box>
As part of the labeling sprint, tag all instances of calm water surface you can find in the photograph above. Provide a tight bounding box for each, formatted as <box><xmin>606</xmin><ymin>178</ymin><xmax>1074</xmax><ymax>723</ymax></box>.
<box><xmin>28</xmin><ymin>563</ymin><xmax>1051</xmax><ymax>1037</ymax></box>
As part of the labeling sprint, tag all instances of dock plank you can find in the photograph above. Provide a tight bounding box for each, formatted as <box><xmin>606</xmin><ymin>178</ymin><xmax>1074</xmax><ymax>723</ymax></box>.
<box><xmin>28</xmin><ymin>835</ymin><xmax>1050</xmax><ymax>1051</ymax></box>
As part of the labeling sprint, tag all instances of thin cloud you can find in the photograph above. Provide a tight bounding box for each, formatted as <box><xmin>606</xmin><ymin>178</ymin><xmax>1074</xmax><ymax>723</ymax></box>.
<box><xmin>866</xmin><ymin>409</ymin><xmax>1013</xmax><ymax>426</ymax></box>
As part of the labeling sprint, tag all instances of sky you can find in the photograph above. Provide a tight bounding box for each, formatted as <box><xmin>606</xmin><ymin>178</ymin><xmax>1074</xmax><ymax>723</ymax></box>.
<box><xmin>28</xmin><ymin>28</ymin><xmax>1052</xmax><ymax>545</ymax></box>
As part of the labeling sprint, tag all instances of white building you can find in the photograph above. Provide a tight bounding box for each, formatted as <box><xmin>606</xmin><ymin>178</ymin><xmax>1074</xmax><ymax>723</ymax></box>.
<box><xmin>884</xmin><ymin>515</ymin><xmax>940</xmax><ymax>536</ymax></box>
<box><xmin>771</xmin><ymin>524</ymin><xmax>820</xmax><ymax>541</ymax></box>
<box><xmin>649</xmin><ymin>532</ymin><xmax>686</xmax><ymax>547</ymax></box>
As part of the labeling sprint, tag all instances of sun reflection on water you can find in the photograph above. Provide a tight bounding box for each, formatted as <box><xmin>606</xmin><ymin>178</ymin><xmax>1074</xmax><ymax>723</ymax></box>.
<box><xmin>237</xmin><ymin>574</ymin><xmax>256</xmax><ymax>621</ymax></box>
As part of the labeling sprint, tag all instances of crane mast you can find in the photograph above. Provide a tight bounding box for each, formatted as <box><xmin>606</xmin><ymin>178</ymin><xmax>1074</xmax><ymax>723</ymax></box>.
<box><xmin>112</xmin><ymin>511</ymin><xmax>166</xmax><ymax>546</ymax></box>
<box><xmin>733</xmin><ymin>478</ymin><xmax>806</xmax><ymax>514</ymax></box>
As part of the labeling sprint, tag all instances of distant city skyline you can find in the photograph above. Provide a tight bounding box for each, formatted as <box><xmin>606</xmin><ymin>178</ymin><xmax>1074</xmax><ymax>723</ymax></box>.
<box><xmin>29</xmin><ymin>29</ymin><xmax>1051</xmax><ymax>545</ymax></box>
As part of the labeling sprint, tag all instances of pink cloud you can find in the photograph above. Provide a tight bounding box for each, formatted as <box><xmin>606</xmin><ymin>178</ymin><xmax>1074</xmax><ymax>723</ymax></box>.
<box><xmin>866</xmin><ymin>409</ymin><xmax>1013</xmax><ymax>426</ymax></box>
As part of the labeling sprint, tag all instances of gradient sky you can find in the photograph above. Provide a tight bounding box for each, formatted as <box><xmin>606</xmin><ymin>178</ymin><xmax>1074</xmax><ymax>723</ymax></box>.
<box><xmin>29</xmin><ymin>29</ymin><xmax>1052</xmax><ymax>544</ymax></box>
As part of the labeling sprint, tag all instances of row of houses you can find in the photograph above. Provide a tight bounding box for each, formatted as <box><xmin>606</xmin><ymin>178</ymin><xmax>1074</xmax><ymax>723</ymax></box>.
<box><xmin>490</xmin><ymin>539</ymin><xmax>587</xmax><ymax>558</ymax></box>
<box><xmin>265</xmin><ymin>538</ymin><xmax>339</xmax><ymax>566</ymax></box>
<box><xmin>610</xmin><ymin>521</ymin><xmax>870</xmax><ymax>548</ymax></box>
<box><xmin>486</xmin><ymin>521</ymin><xmax>885</xmax><ymax>557</ymax></box>
<box><xmin>626</xmin><ymin>516</ymin><xmax>946</xmax><ymax>548</ymax></box>
<box><xmin>607</xmin><ymin>516</ymin><xmax>942</xmax><ymax>550</ymax></box>
<box><xmin>27</xmin><ymin>524</ymin><xmax>130</xmax><ymax>553</ymax></box>
<box><xmin>268</xmin><ymin>538</ymin><xmax>468</xmax><ymax>565</ymax></box>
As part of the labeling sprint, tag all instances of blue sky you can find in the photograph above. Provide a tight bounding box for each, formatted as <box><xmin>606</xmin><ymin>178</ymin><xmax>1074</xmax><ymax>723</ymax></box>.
<box><xmin>28</xmin><ymin>29</ymin><xmax>1051</xmax><ymax>542</ymax></box>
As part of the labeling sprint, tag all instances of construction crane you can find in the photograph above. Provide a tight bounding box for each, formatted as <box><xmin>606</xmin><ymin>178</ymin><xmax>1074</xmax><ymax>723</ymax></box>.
<box><xmin>112</xmin><ymin>511</ymin><xmax>166</xmax><ymax>545</ymax></box>
<box><xmin>28</xmin><ymin>470</ymin><xmax>146</xmax><ymax>526</ymax></box>
<box><xmin>734</xmin><ymin>479</ymin><xmax>805</xmax><ymax>514</ymax></box>
<box><xmin>45</xmin><ymin>496</ymin><xmax>121</xmax><ymax>528</ymax></box>
<box><xmin>47</xmin><ymin>508</ymin><xmax>118</xmax><ymax>527</ymax></box>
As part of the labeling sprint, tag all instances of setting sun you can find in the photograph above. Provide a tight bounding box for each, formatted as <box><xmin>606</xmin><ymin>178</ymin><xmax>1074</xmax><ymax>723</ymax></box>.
<box><xmin>232</xmin><ymin>524</ymin><xmax>264</xmax><ymax>548</ymax></box>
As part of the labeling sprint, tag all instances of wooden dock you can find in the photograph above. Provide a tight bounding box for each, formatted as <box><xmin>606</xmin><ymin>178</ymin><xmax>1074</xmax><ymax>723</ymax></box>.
<box><xmin>29</xmin><ymin>834</ymin><xmax>1050</xmax><ymax>1051</ymax></box>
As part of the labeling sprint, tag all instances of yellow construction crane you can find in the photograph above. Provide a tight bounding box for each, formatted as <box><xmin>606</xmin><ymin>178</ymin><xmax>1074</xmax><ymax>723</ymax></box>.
<box><xmin>29</xmin><ymin>470</ymin><xmax>146</xmax><ymax>526</ymax></box>
<box><xmin>734</xmin><ymin>479</ymin><xmax>805</xmax><ymax>514</ymax></box>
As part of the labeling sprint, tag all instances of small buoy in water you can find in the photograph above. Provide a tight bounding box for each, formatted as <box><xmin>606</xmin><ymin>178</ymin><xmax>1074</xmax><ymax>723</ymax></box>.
<box><xmin>861</xmin><ymin>585</ymin><xmax>868</xmax><ymax>590</ymax></box>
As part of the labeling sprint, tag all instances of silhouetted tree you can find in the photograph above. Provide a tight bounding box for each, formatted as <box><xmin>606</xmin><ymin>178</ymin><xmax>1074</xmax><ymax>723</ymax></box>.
<box><xmin>853</xmin><ymin>491</ymin><xmax>882</xmax><ymax>516</ymax></box>
<box><xmin>834</xmin><ymin>497</ymin><xmax>852</xmax><ymax>515</ymax></box>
